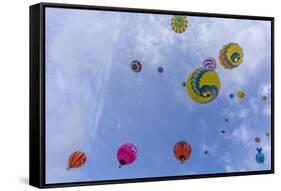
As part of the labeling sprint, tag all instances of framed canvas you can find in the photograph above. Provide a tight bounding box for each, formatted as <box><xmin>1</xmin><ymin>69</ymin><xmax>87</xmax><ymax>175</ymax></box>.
<box><xmin>30</xmin><ymin>2</ymin><xmax>274</xmax><ymax>188</ymax></box>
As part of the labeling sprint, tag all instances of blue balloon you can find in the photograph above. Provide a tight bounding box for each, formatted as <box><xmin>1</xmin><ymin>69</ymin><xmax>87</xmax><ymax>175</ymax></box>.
<box><xmin>158</xmin><ymin>67</ymin><xmax>164</xmax><ymax>73</ymax></box>
<box><xmin>256</xmin><ymin>148</ymin><xmax>265</xmax><ymax>164</ymax></box>
<box><xmin>229</xmin><ymin>93</ymin><xmax>234</xmax><ymax>99</ymax></box>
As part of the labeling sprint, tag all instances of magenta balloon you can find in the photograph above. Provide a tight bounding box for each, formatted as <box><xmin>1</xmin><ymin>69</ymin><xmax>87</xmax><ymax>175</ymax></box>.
<box><xmin>117</xmin><ymin>143</ymin><xmax>137</xmax><ymax>166</ymax></box>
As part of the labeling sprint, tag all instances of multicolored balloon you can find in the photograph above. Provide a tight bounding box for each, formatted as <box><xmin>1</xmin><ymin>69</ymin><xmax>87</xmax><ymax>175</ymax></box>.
<box><xmin>174</xmin><ymin>141</ymin><xmax>192</xmax><ymax>163</ymax></box>
<box><xmin>67</xmin><ymin>151</ymin><xmax>87</xmax><ymax>170</ymax></box>
<box><xmin>203</xmin><ymin>57</ymin><xmax>216</xmax><ymax>70</ymax></box>
<box><xmin>158</xmin><ymin>66</ymin><xmax>164</xmax><ymax>73</ymax></box>
<box><xmin>256</xmin><ymin>148</ymin><xmax>265</xmax><ymax>164</ymax></box>
<box><xmin>117</xmin><ymin>143</ymin><xmax>137</xmax><ymax>168</ymax></box>
<box><xmin>130</xmin><ymin>60</ymin><xmax>142</xmax><ymax>73</ymax></box>
<box><xmin>219</xmin><ymin>43</ymin><xmax>244</xmax><ymax>69</ymax></box>
<box><xmin>186</xmin><ymin>67</ymin><xmax>221</xmax><ymax>104</ymax></box>
<box><xmin>171</xmin><ymin>16</ymin><xmax>188</xmax><ymax>33</ymax></box>
<box><xmin>237</xmin><ymin>90</ymin><xmax>245</xmax><ymax>99</ymax></box>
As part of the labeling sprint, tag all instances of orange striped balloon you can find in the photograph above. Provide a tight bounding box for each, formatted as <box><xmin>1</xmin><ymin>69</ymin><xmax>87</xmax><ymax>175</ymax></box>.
<box><xmin>67</xmin><ymin>151</ymin><xmax>87</xmax><ymax>170</ymax></box>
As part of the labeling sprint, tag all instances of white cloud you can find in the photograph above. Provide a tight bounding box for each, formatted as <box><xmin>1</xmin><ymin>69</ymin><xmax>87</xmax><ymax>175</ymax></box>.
<box><xmin>259</xmin><ymin>83</ymin><xmax>271</xmax><ymax>96</ymax></box>
<box><xmin>45</xmin><ymin>9</ymin><xmax>121</xmax><ymax>183</ymax></box>
<box><xmin>232</xmin><ymin>124</ymin><xmax>252</xmax><ymax>146</ymax></box>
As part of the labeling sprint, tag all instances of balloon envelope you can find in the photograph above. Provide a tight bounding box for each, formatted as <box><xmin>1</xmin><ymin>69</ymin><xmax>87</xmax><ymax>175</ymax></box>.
<box><xmin>171</xmin><ymin>16</ymin><xmax>188</xmax><ymax>33</ymax></box>
<box><xmin>68</xmin><ymin>151</ymin><xmax>87</xmax><ymax>170</ymax></box>
<box><xmin>219</xmin><ymin>43</ymin><xmax>244</xmax><ymax>69</ymax></box>
<box><xmin>229</xmin><ymin>93</ymin><xmax>234</xmax><ymax>99</ymax></box>
<box><xmin>255</xmin><ymin>137</ymin><xmax>261</xmax><ymax>143</ymax></box>
<box><xmin>182</xmin><ymin>81</ymin><xmax>187</xmax><ymax>87</ymax></box>
<box><xmin>256</xmin><ymin>148</ymin><xmax>265</xmax><ymax>164</ymax></box>
<box><xmin>186</xmin><ymin>67</ymin><xmax>221</xmax><ymax>104</ymax></box>
<box><xmin>158</xmin><ymin>67</ymin><xmax>164</xmax><ymax>73</ymax></box>
<box><xmin>130</xmin><ymin>60</ymin><xmax>142</xmax><ymax>73</ymax></box>
<box><xmin>237</xmin><ymin>90</ymin><xmax>245</xmax><ymax>99</ymax></box>
<box><xmin>262</xmin><ymin>96</ymin><xmax>267</xmax><ymax>101</ymax></box>
<box><xmin>203</xmin><ymin>57</ymin><xmax>216</xmax><ymax>70</ymax></box>
<box><xmin>117</xmin><ymin>143</ymin><xmax>137</xmax><ymax>167</ymax></box>
<box><xmin>266</xmin><ymin>132</ymin><xmax>270</xmax><ymax>137</ymax></box>
<box><xmin>174</xmin><ymin>141</ymin><xmax>192</xmax><ymax>163</ymax></box>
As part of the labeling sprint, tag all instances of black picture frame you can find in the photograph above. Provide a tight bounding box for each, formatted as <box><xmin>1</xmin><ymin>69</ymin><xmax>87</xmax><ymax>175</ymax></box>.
<box><xmin>30</xmin><ymin>2</ymin><xmax>275</xmax><ymax>189</ymax></box>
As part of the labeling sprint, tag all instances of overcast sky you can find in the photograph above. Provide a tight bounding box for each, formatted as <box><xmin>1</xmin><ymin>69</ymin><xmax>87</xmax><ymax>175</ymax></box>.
<box><xmin>45</xmin><ymin>7</ymin><xmax>272</xmax><ymax>184</ymax></box>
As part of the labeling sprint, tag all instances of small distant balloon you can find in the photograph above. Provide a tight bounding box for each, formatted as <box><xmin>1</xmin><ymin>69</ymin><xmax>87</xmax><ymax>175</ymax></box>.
<box><xmin>174</xmin><ymin>141</ymin><xmax>192</xmax><ymax>164</ymax></box>
<box><xmin>237</xmin><ymin>90</ymin><xmax>245</xmax><ymax>99</ymax></box>
<box><xmin>67</xmin><ymin>151</ymin><xmax>87</xmax><ymax>170</ymax></box>
<box><xmin>117</xmin><ymin>143</ymin><xmax>137</xmax><ymax>168</ymax></box>
<box><xmin>171</xmin><ymin>16</ymin><xmax>188</xmax><ymax>33</ymax></box>
<box><xmin>256</xmin><ymin>148</ymin><xmax>265</xmax><ymax>164</ymax></box>
<box><xmin>229</xmin><ymin>93</ymin><xmax>234</xmax><ymax>99</ymax></box>
<box><xmin>158</xmin><ymin>66</ymin><xmax>164</xmax><ymax>73</ymax></box>
<box><xmin>221</xmin><ymin>129</ymin><xmax>226</xmax><ymax>134</ymax></box>
<box><xmin>182</xmin><ymin>81</ymin><xmax>187</xmax><ymax>87</ymax></box>
<box><xmin>203</xmin><ymin>57</ymin><xmax>216</xmax><ymax>70</ymax></box>
<box><xmin>265</xmin><ymin>132</ymin><xmax>270</xmax><ymax>137</ymax></box>
<box><xmin>225</xmin><ymin>118</ymin><xmax>229</xmax><ymax>122</ymax></box>
<box><xmin>255</xmin><ymin>136</ymin><xmax>261</xmax><ymax>143</ymax></box>
<box><xmin>130</xmin><ymin>60</ymin><xmax>142</xmax><ymax>73</ymax></box>
<box><xmin>204</xmin><ymin>150</ymin><xmax>208</xmax><ymax>154</ymax></box>
<box><xmin>262</xmin><ymin>96</ymin><xmax>268</xmax><ymax>101</ymax></box>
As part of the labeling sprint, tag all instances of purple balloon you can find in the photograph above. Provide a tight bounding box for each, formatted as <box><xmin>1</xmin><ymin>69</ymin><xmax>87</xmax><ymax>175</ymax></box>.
<box><xmin>203</xmin><ymin>57</ymin><xmax>216</xmax><ymax>70</ymax></box>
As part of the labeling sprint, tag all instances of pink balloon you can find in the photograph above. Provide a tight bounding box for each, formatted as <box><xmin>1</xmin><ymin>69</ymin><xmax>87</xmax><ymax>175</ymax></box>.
<box><xmin>117</xmin><ymin>143</ymin><xmax>137</xmax><ymax>167</ymax></box>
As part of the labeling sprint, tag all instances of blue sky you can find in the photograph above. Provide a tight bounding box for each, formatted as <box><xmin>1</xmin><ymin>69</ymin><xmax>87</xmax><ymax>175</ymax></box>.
<box><xmin>45</xmin><ymin>8</ymin><xmax>272</xmax><ymax>184</ymax></box>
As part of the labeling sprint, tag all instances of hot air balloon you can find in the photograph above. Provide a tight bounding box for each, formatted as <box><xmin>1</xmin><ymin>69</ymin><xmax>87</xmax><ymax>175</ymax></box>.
<box><xmin>203</xmin><ymin>57</ymin><xmax>216</xmax><ymax>70</ymax></box>
<box><xmin>117</xmin><ymin>143</ymin><xmax>137</xmax><ymax>168</ymax></box>
<box><xmin>130</xmin><ymin>60</ymin><xmax>142</xmax><ymax>73</ymax></box>
<box><xmin>158</xmin><ymin>66</ymin><xmax>164</xmax><ymax>73</ymax></box>
<box><xmin>225</xmin><ymin>118</ymin><xmax>229</xmax><ymax>122</ymax></box>
<box><xmin>221</xmin><ymin>129</ymin><xmax>226</xmax><ymax>134</ymax></box>
<box><xmin>174</xmin><ymin>141</ymin><xmax>192</xmax><ymax>163</ymax></box>
<box><xmin>186</xmin><ymin>67</ymin><xmax>221</xmax><ymax>104</ymax></box>
<box><xmin>265</xmin><ymin>132</ymin><xmax>270</xmax><ymax>137</ymax></box>
<box><xmin>204</xmin><ymin>150</ymin><xmax>208</xmax><ymax>154</ymax></box>
<box><xmin>182</xmin><ymin>81</ymin><xmax>187</xmax><ymax>87</ymax></box>
<box><xmin>262</xmin><ymin>96</ymin><xmax>268</xmax><ymax>101</ymax></box>
<box><xmin>171</xmin><ymin>15</ymin><xmax>188</xmax><ymax>33</ymax></box>
<box><xmin>219</xmin><ymin>43</ymin><xmax>244</xmax><ymax>69</ymax></box>
<box><xmin>255</xmin><ymin>136</ymin><xmax>261</xmax><ymax>143</ymax></box>
<box><xmin>256</xmin><ymin>148</ymin><xmax>265</xmax><ymax>164</ymax></box>
<box><xmin>67</xmin><ymin>151</ymin><xmax>87</xmax><ymax>170</ymax></box>
<box><xmin>237</xmin><ymin>90</ymin><xmax>245</xmax><ymax>99</ymax></box>
<box><xmin>229</xmin><ymin>93</ymin><xmax>234</xmax><ymax>99</ymax></box>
